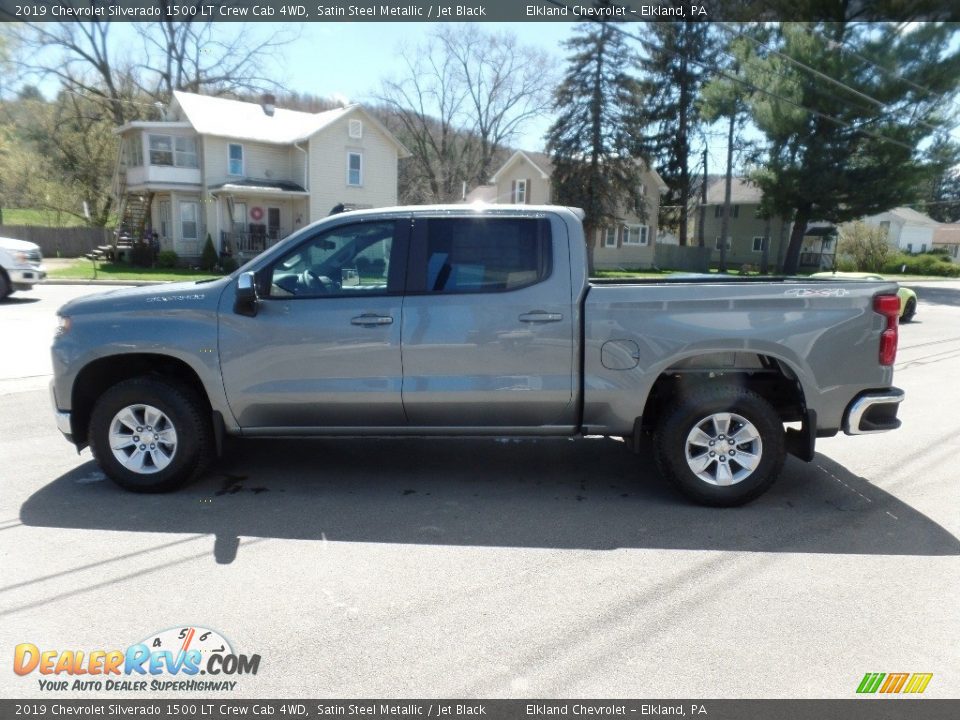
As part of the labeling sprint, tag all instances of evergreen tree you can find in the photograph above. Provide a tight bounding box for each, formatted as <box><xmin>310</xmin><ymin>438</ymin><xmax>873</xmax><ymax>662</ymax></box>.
<box><xmin>740</xmin><ymin>20</ymin><xmax>960</xmax><ymax>274</ymax></box>
<box><xmin>921</xmin><ymin>136</ymin><xmax>960</xmax><ymax>223</ymax></box>
<box><xmin>637</xmin><ymin>19</ymin><xmax>716</xmax><ymax>247</ymax></box>
<box><xmin>546</xmin><ymin>13</ymin><xmax>645</xmax><ymax>273</ymax></box>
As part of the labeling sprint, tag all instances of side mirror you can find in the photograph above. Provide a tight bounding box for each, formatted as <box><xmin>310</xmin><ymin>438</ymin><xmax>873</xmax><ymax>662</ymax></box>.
<box><xmin>234</xmin><ymin>271</ymin><xmax>258</xmax><ymax>316</ymax></box>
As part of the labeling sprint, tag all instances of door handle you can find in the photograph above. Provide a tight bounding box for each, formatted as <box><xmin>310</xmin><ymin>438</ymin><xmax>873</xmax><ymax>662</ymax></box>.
<box><xmin>351</xmin><ymin>314</ymin><xmax>394</xmax><ymax>326</ymax></box>
<box><xmin>518</xmin><ymin>311</ymin><xmax>564</xmax><ymax>323</ymax></box>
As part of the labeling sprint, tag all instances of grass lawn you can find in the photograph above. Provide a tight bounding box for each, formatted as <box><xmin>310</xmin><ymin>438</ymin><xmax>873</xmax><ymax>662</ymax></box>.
<box><xmin>1</xmin><ymin>208</ymin><xmax>89</xmax><ymax>227</ymax></box>
<box><xmin>48</xmin><ymin>260</ymin><xmax>221</xmax><ymax>282</ymax></box>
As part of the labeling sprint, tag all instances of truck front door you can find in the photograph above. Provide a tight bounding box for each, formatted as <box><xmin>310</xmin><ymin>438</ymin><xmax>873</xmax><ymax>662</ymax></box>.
<box><xmin>219</xmin><ymin>219</ymin><xmax>409</xmax><ymax>429</ymax></box>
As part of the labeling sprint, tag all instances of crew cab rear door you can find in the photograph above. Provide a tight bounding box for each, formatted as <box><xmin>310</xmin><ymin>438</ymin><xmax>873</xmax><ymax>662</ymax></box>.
<box><xmin>400</xmin><ymin>213</ymin><xmax>577</xmax><ymax>429</ymax></box>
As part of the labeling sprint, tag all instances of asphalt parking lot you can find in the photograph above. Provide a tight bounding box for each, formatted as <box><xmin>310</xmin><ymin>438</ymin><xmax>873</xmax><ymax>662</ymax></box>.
<box><xmin>1</xmin><ymin>281</ymin><xmax>958</xmax><ymax>699</ymax></box>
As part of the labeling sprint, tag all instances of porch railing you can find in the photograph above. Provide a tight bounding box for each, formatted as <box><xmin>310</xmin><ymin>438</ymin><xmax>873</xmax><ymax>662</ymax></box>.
<box><xmin>221</xmin><ymin>228</ymin><xmax>290</xmax><ymax>257</ymax></box>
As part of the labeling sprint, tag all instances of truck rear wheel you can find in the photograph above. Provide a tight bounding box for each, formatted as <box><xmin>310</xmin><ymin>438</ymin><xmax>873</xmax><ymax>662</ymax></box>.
<box><xmin>653</xmin><ymin>385</ymin><xmax>785</xmax><ymax>507</ymax></box>
<box><xmin>88</xmin><ymin>377</ymin><xmax>211</xmax><ymax>492</ymax></box>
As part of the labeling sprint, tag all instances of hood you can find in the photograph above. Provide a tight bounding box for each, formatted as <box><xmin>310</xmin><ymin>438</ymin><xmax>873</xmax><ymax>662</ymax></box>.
<box><xmin>58</xmin><ymin>277</ymin><xmax>232</xmax><ymax>316</ymax></box>
<box><xmin>0</xmin><ymin>237</ymin><xmax>41</xmax><ymax>252</ymax></box>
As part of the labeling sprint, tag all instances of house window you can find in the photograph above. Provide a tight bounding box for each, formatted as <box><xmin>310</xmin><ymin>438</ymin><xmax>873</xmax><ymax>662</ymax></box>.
<box><xmin>514</xmin><ymin>179</ymin><xmax>527</xmax><ymax>204</ymax></box>
<box><xmin>149</xmin><ymin>135</ymin><xmax>174</xmax><ymax>166</ymax></box>
<box><xmin>603</xmin><ymin>228</ymin><xmax>617</xmax><ymax>247</ymax></box>
<box><xmin>715</xmin><ymin>236</ymin><xmax>732</xmax><ymax>250</ymax></box>
<box><xmin>624</xmin><ymin>225</ymin><xmax>649</xmax><ymax>246</ymax></box>
<box><xmin>180</xmin><ymin>201</ymin><xmax>199</xmax><ymax>241</ymax></box>
<box><xmin>347</xmin><ymin>151</ymin><xmax>362</xmax><ymax>186</ymax></box>
<box><xmin>228</xmin><ymin>144</ymin><xmax>244</xmax><ymax>176</ymax></box>
<box><xmin>822</xmin><ymin>238</ymin><xmax>834</xmax><ymax>252</ymax></box>
<box><xmin>920</xmin><ymin>243</ymin><xmax>927</xmax><ymax>253</ymax></box>
<box><xmin>752</xmin><ymin>236</ymin><xmax>766</xmax><ymax>252</ymax></box>
<box><xmin>713</xmin><ymin>205</ymin><xmax>739</xmax><ymax>218</ymax></box>
<box><xmin>125</xmin><ymin>137</ymin><xmax>143</xmax><ymax>167</ymax></box>
<box><xmin>174</xmin><ymin>137</ymin><xmax>198</xmax><ymax>168</ymax></box>
<box><xmin>348</xmin><ymin>119</ymin><xmax>363</xmax><ymax>139</ymax></box>
<box><xmin>906</xmin><ymin>243</ymin><xmax>913</xmax><ymax>253</ymax></box>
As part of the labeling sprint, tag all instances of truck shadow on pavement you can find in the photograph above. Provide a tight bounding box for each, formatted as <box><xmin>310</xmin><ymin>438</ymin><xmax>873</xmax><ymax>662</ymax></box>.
<box><xmin>21</xmin><ymin>437</ymin><xmax>960</xmax><ymax>564</ymax></box>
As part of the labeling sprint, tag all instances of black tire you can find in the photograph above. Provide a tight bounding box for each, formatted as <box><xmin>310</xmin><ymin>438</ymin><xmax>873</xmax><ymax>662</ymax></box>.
<box><xmin>901</xmin><ymin>297</ymin><xmax>916</xmax><ymax>323</ymax></box>
<box><xmin>653</xmin><ymin>384</ymin><xmax>786</xmax><ymax>507</ymax></box>
<box><xmin>0</xmin><ymin>271</ymin><xmax>10</xmax><ymax>301</ymax></box>
<box><xmin>88</xmin><ymin>377</ymin><xmax>211</xmax><ymax>492</ymax></box>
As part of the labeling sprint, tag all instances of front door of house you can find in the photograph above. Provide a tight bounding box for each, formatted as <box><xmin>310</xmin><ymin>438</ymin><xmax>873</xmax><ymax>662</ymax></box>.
<box><xmin>267</xmin><ymin>207</ymin><xmax>281</xmax><ymax>241</ymax></box>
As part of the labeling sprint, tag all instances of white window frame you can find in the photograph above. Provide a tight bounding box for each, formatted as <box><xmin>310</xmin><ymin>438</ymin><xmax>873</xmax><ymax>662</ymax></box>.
<box><xmin>148</xmin><ymin>135</ymin><xmax>174</xmax><ymax>166</ymax></box>
<box><xmin>715</xmin><ymin>236</ymin><xmax>732</xmax><ymax>250</ymax></box>
<box><xmin>180</xmin><ymin>201</ymin><xmax>200</xmax><ymax>241</ymax></box>
<box><xmin>752</xmin><ymin>236</ymin><xmax>766</xmax><ymax>253</ymax></box>
<box><xmin>174</xmin><ymin>136</ymin><xmax>198</xmax><ymax>169</ymax></box>
<box><xmin>603</xmin><ymin>227</ymin><xmax>617</xmax><ymax>248</ymax></box>
<box><xmin>228</xmin><ymin>143</ymin><xmax>244</xmax><ymax>176</ymax></box>
<box><xmin>515</xmin><ymin>179</ymin><xmax>527</xmax><ymax>204</ymax></box>
<box><xmin>623</xmin><ymin>225</ymin><xmax>649</xmax><ymax>246</ymax></box>
<box><xmin>347</xmin><ymin>151</ymin><xmax>363</xmax><ymax>186</ymax></box>
<box><xmin>348</xmin><ymin>119</ymin><xmax>363</xmax><ymax>139</ymax></box>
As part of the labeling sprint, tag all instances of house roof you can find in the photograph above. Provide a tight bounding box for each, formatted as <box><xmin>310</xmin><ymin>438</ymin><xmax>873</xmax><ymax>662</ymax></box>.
<box><xmin>169</xmin><ymin>91</ymin><xmax>409</xmax><ymax>155</ymax></box>
<box><xmin>490</xmin><ymin>150</ymin><xmax>553</xmax><ymax>182</ymax></box>
<box><xmin>705</xmin><ymin>177</ymin><xmax>763</xmax><ymax>204</ymax></box>
<box><xmin>489</xmin><ymin>149</ymin><xmax>668</xmax><ymax>193</ymax></box>
<box><xmin>933</xmin><ymin>224</ymin><xmax>960</xmax><ymax>245</ymax></box>
<box><xmin>209</xmin><ymin>179</ymin><xmax>308</xmax><ymax>195</ymax></box>
<box><xmin>874</xmin><ymin>206</ymin><xmax>941</xmax><ymax>226</ymax></box>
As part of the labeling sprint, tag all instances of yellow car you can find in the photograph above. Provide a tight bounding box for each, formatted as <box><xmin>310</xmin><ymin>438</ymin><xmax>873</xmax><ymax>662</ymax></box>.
<box><xmin>810</xmin><ymin>272</ymin><xmax>917</xmax><ymax>322</ymax></box>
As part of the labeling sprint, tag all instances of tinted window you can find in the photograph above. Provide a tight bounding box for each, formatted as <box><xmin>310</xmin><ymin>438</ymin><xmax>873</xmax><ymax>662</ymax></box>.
<box><xmin>268</xmin><ymin>221</ymin><xmax>397</xmax><ymax>298</ymax></box>
<box><xmin>422</xmin><ymin>218</ymin><xmax>551</xmax><ymax>293</ymax></box>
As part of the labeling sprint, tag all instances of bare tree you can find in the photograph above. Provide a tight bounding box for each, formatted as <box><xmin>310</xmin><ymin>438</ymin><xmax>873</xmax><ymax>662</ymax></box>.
<box><xmin>377</xmin><ymin>26</ymin><xmax>555</xmax><ymax>203</ymax></box>
<box><xmin>136</xmin><ymin>8</ymin><xmax>298</xmax><ymax>102</ymax></box>
<box><xmin>377</xmin><ymin>38</ymin><xmax>475</xmax><ymax>203</ymax></box>
<box><xmin>437</xmin><ymin>26</ymin><xmax>555</xmax><ymax>186</ymax></box>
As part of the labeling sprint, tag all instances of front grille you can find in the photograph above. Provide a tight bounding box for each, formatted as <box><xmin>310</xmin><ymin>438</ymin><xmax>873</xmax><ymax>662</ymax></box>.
<box><xmin>26</xmin><ymin>249</ymin><xmax>42</xmax><ymax>264</ymax></box>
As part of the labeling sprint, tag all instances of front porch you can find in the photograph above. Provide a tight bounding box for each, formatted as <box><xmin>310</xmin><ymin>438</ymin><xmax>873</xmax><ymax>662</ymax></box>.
<box><xmin>209</xmin><ymin>180</ymin><xmax>309</xmax><ymax>261</ymax></box>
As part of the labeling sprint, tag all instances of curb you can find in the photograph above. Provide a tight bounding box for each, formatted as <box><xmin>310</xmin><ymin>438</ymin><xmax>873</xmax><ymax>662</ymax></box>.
<box><xmin>43</xmin><ymin>279</ymin><xmax>166</xmax><ymax>287</ymax></box>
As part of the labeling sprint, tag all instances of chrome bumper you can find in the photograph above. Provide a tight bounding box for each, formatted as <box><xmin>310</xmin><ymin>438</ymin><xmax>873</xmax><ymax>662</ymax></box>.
<box><xmin>49</xmin><ymin>380</ymin><xmax>72</xmax><ymax>437</ymax></box>
<box><xmin>843</xmin><ymin>388</ymin><xmax>905</xmax><ymax>435</ymax></box>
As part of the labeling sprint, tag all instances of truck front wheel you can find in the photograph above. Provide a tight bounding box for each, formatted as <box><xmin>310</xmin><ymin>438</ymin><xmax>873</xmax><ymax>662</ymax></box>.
<box><xmin>653</xmin><ymin>385</ymin><xmax>785</xmax><ymax>507</ymax></box>
<box><xmin>88</xmin><ymin>377</ymin><xmax>211</xmax><ymax>492</ymax></box>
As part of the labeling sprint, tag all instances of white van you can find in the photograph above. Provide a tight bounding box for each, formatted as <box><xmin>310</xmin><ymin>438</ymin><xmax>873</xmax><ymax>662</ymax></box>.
<box><xmin>0</xmin><ymin>236</ymin><xmax>46</xmax><ymax>300</ymax></box>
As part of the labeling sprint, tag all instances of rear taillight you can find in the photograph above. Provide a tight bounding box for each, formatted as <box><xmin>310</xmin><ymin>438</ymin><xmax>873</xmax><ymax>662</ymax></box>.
<box><xmin>874</xmin><ymin>294</ymin><xmax>900</xmax><ymax>366</ymax></box>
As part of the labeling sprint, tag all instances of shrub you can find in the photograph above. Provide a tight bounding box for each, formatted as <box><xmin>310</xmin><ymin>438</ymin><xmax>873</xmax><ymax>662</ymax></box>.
<box><xmin>156</xmin><ymin>250</ymin><xmax>179</xmax><ymax>269</ymax></box>
<box><xmin>200</xmin><ymin>233</ymin><xmax>218</xmax><ymax>271</ymax></box>
<box><xmin>836</xmin><ymin>221</ymin><xmax>890</xmax><ymax>272</ymax></box>
<box><xmin>220</xmin><ymin>257</ymin><xmax>239</xmax><ymax>273</ymax></box>
<box><xmin>881</xmin><ymin>252</ymin><xmax>960</xmax><ymax>277</ymax></box>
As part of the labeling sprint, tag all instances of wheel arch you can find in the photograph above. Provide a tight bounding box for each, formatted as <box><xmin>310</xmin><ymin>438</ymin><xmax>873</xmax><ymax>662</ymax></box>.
<box><xmin>638</xmin><ymin>351</ymin><xmax>810</xmax><ymax>436</ymax></box>
<box><xmin>71</xmin><ymin>353</ymin><xmax>212</xmax><ymax>447</ymax></box>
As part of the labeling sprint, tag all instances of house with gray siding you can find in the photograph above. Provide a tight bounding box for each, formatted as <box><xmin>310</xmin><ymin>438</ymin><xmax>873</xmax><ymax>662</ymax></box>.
<box><xmin>695</xmin><ymin>178</ymin><xmax>837</xmax><ymax>271</ymax></box>
<box><xmin>467</xmin><ymin>150</ymin><xmax>667</xmax><ymax>270</ymax></box>
<box><xmin>112</xmin><ymin>91</ymin><xmax>409</xmax><ymax>259</ymax></box>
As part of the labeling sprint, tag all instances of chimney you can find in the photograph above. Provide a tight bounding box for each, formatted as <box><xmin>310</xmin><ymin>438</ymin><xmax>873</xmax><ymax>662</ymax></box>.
<box><xmin>261</xmin><ymin>93</ymin><xmax>276</xmax><ymax>117</ymax></box>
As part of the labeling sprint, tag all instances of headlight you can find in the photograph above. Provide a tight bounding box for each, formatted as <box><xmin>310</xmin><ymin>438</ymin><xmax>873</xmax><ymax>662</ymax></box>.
<box><xmin>14</xmin><ymin>251</ymin><xmax>28</xmax><ymax>265</ymax></box>
<box><xmin>55</xmin><ymin>316</ymin><xmax>72</xmax><ymax>337</ymax></box>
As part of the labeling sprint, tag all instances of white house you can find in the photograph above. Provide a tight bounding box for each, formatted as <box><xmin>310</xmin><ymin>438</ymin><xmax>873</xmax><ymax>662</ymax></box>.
<box><xmin>112</xmin><ymin>91</ymin><xmax>409</xmax><ymax>259</ymax></box>
<box><xmin>466</xmin><ymin>150</ymin><xmax>667</xmax><ymax>270</ymax></box>
<box><xmin>862</xmin><ymin>207</ymin><xmax>940</xmax><ymax>253</ymax></box>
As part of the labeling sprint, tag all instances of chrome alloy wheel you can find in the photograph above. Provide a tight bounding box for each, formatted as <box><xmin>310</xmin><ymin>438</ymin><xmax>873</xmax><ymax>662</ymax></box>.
<box><xmin>108</xmin><ymin>404</ymin><xmax>178</xmax><ymax>474</ymax></box>
<box><xmin>684</xmin><ymin>412</ymin><xmax>763</xmax><ymax>486</ymax></box>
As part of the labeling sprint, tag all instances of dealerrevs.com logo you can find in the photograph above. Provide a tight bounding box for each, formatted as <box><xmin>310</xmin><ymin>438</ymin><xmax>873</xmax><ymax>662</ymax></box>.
<box><xmin>856</xmin><ymin>672</ymin><xmax>933</xmax><ymax>695</ymax></box>
<box><xmin>13</xmin><ymin>626</ymin><xmax>260</xmax><ymax>692</ymax></box>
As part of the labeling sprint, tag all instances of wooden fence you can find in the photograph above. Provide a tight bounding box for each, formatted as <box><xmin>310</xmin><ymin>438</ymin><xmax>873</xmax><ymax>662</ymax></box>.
<box><xmin>0</xmin><ymin>225</ymin><xmax>112</xmax><ymax>258</ymax></box>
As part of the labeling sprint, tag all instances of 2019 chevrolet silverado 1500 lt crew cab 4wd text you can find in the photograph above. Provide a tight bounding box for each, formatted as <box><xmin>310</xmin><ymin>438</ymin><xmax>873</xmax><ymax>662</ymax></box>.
<box><xmin>50</xmin><ymin>206</ymin><xmax>904</xmax><ymax>506</ymax></box>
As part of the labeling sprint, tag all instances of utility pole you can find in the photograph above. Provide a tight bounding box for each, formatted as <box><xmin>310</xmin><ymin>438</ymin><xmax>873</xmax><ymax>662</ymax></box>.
<box><xmin>698</xmin><ymin>147</ymin><xmax>707</xmax><ymax>248</ymax></box>
<box><xmin>719</xmin><ymin>113</ymin><xmax>735</xmax><ymax>273</ymax></box>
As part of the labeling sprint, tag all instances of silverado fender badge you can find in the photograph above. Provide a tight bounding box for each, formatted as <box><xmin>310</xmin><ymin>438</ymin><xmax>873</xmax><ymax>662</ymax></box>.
<box><xmin>784</xmin><ymin>287</ymin><xmax>850</xmax><ymax>297</ymax></box>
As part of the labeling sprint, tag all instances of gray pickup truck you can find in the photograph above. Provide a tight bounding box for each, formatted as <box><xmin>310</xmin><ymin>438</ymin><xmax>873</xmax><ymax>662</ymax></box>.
<box><xmin>51</xmin><ymin>206</ymin><xmax>904</xmax><ymax>505</ymax></box>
